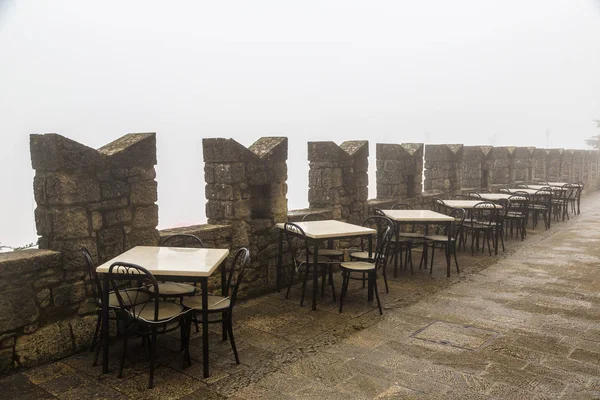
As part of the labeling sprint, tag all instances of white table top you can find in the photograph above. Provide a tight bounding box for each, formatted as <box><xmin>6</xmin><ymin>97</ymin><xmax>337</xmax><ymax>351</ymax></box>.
<box><xmin>470</xmin><ymin>193</ymin><xmax>512</xmax><ymax>201</ymax></box>
<box><xmin>381</xmin><ymin>209</ymin><xmax>455</xmax><ymax>222</ymax></box>
<box><xmin>508</xmin><ymin>188</ymin><xmax>551</xmax><ymax>194</ymax></box>
<box><xmin>442</xmin><ymin>200</ymin><xmax>502</xmax><ymax>209</ymax></box>
<box><xmin>276</xmin><ymin>220</ymin><xmax>376</xmax><ymax>239</ymax></box>
<box><xmin>526</xmin><ymin>184</ymin><xmax>564</xmax><ymax>191</ymax></box>
<box><xmin>545</xmin><ymin>182</ymin><xmax>570</xmax><ymax>186</ymax></box>
<box><xmin>96</xmin><ymin>246</ymin><xmax>230</xmax><ymax>277</ymax></box>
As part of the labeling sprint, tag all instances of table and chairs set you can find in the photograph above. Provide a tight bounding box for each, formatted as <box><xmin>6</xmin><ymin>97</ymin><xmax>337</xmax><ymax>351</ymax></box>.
<box><xmin>86</xmin><ymin>181</ymin><xmax>583</xmax><ymax>389</ymax></box>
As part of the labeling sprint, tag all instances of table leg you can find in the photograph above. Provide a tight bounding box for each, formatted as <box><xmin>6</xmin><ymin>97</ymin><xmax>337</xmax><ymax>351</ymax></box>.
<box><xmin>221</xmin><ymin>260</ymin><xmax>227</xmax><ymax>342</ymax></box>
<box><xmin>423</xmin><ymin>224</ymin><xmax>429</xmax><ymax>267</ymax></box>
<box><xmin>101</xmin><ymin>275</ymin><xmax>109</xmax><ymax>374</ymax></box>
<box><xmin>312</xmin><ymin>243</ymin><xmax>319</xmax><ymax>311</ymax></box>
<box><xmin>446</xmin><ymin>221</ymin><xmax>453</xmax><ymax>277</ymax></box>
<box><xmin>201</xmin><ymin>278</ymin><xmax>209</xmax><ymax>378</ymax></box>
<box><xmin>367</xmin><ymin>235</ymin><xmax>373</xmax><ymax>301</ymax></box>
<box><xmin>393</xmin><ymin>224</ymin><xmax>399</xmax><ymax>277</ymax></box>
<box><xmin>547</xmin><ymin>195</ymin><xmax>552</xmax><ymax>229</ymax></box>
<box><xmin>276</xmin><ymin>230</ymin><xmax>283</xmax><ymax>291</ymax></box>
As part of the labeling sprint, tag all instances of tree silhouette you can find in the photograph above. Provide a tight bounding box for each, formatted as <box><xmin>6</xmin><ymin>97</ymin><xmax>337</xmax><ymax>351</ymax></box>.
<box><xmin>585</xmin><ymin>120</ymin><xmax>600</xmax><ymax>149</ymax></box>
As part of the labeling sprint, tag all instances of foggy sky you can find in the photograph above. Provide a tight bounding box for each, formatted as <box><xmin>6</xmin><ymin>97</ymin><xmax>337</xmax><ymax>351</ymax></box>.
<box><xmin>1</xmin><ymin>0</ymin><xmax>599</xmax><ymax>246</ymax></box>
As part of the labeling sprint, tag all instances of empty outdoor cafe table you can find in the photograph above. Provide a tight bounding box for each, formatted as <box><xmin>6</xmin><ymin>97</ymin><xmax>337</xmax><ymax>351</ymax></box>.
<box><xmin>380</xmin><ymin>210</ymin><xmax>455</xmax><ymax>277</ymax></box>
<box><xmin>96</xmin><ymin>246</ymin><xmax>229</xmax><ymax>378</ymax></box>
<box><xmin>468</xmin><ymin>193</ymin><xmax>513</xmax><ymax>201</ymax></box>
<box><xmin>275</xmin><ymin>220</ymin><xmax>376</xmax><ymax>311</ymax></box>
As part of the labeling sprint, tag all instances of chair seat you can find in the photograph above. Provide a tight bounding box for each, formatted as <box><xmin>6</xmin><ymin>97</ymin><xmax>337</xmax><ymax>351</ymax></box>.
<box><xmin>298</xmin><ymin>254</ymin><xmax>335</xmax><ymax>265</ymax></box>
<box><xmin>131</xmin><ymin>301</ymin><xmax>185</xmax><ymax>323</ymax></box>
<box><xmin>506</xmin><ymin>211</ymin><xmax>526</xmax><ymax>218</ymax></box>
<box><xmin>107</xmin><ymin>289</ymin><xmax>150</xmax><ymax>308</ymax></box>
<box><xmin>340</xmin><ymin>261</ymin><xmax>377</xmax><ymax>271</ymax></box>
<box><xmin>308</xmin><ymin>248</ymin><xmax>344</xmax><ymax>257</ymax></box>
<box><xmin>424</xmin><ymin>235</ymin><xmax>455</xmax><ymax>242</ymax></box>
<box><xmin>350</xmin><ymin>251</ymin><xmax>380</xmax><ymax>260</ymax></box>
<box><xmin>182</xmin><ymin>295</ymin><xmax>231</xmax><ymax>311</ymax></box>
<box><xmin>148</xmin><ymin>282</ymin><xmax>197</xmax><ymax>296</ymax></box>
<box><xmin>397</xmin><ymin>232</ymin><xmax>426</xmax><ymax>239</ymax></box>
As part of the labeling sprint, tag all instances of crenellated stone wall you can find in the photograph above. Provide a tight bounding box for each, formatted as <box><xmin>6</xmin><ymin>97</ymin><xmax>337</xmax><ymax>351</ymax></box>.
<box><xmin>546</xmin><ymin>149</ymin><xmax>563</xmax><ymax>182</ymax></box>
<box><xmin>308</xmin><ymin>141</ymin><xmax>369</xmax><ymax>225</ymax></box>
<box><xmin>490</xmin><ymin>147</ymin><xmax>516</xmax><ymax>186</ymax></box>
<box><xmin>561</xmin><ymin>150</ymin><xmax>574</xmax><ymax>183</ymax></box>
<box><xmin>534</xmin><ymin>149</ymin><xmax>548</xmax><ymax>181</ymax></box>
<box><xmin>424</xmin><ymin>144</ymin><xmax>463</xmax><ymax>195</ymax></box>
<box><xmin>203</xmin><ymin>137</ymin><xmax>288</xmax><ymax>296</ymax></box>
<box><xmin>571</xmin><ymin>150</ymin><xmax>585</xmax><ymax>183</ymax></box>
<box><xmin>376</xmin><ymin>143</ymin><xmax>423</xmax><ymax>200</ymax></box>
<box><xmin>461</xmin><ymin>146</ymin><xmax>493</xmax><ymax>191</ymax></box>
<box><xmin>513</xmin><ymin>147</ymin><xmax>535</xmax><ymax>183</ymax></box>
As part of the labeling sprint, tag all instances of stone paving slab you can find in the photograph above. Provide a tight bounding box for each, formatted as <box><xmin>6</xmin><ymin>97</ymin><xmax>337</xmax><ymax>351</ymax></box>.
<box><xmin>3</xmin><ymin>193</ymin><xmax>600</xmax><ymax>399</ymax></box>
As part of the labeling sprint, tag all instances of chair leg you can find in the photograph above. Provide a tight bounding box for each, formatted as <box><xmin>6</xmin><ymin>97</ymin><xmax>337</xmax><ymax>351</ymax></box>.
<box><xmin>328</xmin><ymin>268</ymin><xmax>336</xmax><ymax>302</ymax></box>
<box><xmin>300</xmin><ymin>267</ymin><xmax>309</xmax><ymax>307</ymax></box>
<box><xmin>372</xmin><ymin>272</ymin><xmax>383</xmax><ymax>315</ymax></box>
<box><xmin>339</xmin><ymin>271</ymin><xmax>349</xmax><ymax>314</ymax></box>
<box><xmin>285</xmin><ymin>268</ymin><xmax>295</xmax><ymax>300</ymax></box>
<box><xmin>429</xmin><ymin>244</ymin><xmax>435</xmax><ymax>274</ymax></box>
<box><xmin>226</xmin><ymin>316</ymin><xmax>240</xmax><ymax>364</ymax></box>
<box><xmin>93</xmin><ymin>331</ymin><xmax>102</xmax><ymax>367</ymax></box>
<box><xmin>321</xmin><ymin>268</ymin><xmax>326</xmax><ymax>297</ymax></box>
<box><xmin>118</xmin><ymin>337</ymin><xmax>128</xmax><ymax>378</ymax></box>
<box><xmin>90</xmin><ymin>312</ymin><xmax>102</xmax><ymax>352</ymax></box>
<box><xmin>149</xmin><ymin>327</ymin><xmax>157</xmax><ymax>389</ymax></box>
<box><xmin>452</xmin><ymin>244</ymin><xmax>460</xmax><ymax>273</ymax></box>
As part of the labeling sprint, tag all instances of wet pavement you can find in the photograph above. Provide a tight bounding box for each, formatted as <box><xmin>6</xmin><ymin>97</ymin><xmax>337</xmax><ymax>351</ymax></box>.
<box><xmin>3</xmin><ymin>193</ymin><xmax>600</xmax><ymax>399</ymax></box>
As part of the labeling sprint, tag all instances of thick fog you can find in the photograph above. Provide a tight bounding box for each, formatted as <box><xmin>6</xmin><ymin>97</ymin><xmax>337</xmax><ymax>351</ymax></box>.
<box><xmin>1</xmin><ymin>1</ymin><xmax>599</xmax><ymax>247</ymax></box>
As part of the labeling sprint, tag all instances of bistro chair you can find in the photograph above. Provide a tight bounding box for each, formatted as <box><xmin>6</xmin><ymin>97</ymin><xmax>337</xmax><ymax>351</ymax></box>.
<box><xmin>108</xmin><ymin>262</ymin><xmax>192</xmax><ymax>389</ymax></box>
<box><xmin>493</xmin><ymin>199</ymin><xmax>510</xmax><ymax>252</ymax></box>
<box><xmin>151</xmin><ymin>234</ymin><xmax>206</xmax><ymax>298</ymax></box>
<box><xmin>302</xmin><ymin>213</ymin><xmax>344</xmax><ymax>261</ymax></box>
<box><xmin>551</xmin><ymin>185</ymin><xmax>571</xmax><ymax>222</ymax></box>
<box><xmin>339</xmin><ymin>225</ymin><xmax>393</xmax><ymax>315</ymax></box>
<box><xmin>529</xmin><ymin>188</ymin><xmax>552</xmax><ymax>229</ymax></box>
<box><xmin>422</xmin><ymin>207</ymin><xmax>465</xmax><ymax>274</ymax></box>
<box><xmin>506</xmin><ymin>194</ymin><xmax>529</xmax><ymax>241</ymax></box>
<box><xmin>387</xmin><ymin>203</ymin><xmax>426</xmax><ymax>275</ymax></box>
<box><xmin>283</xmin><ymin>222</ymin><xmax>337</xmax><ymax>306</ymax></box>
<box><xmin>575</xmin><ymin>182</ymin><xmax>585</xmax><ymax>214</ymax></box>
<box><xmin>349</xmin><ymin>214</ymin><xmax>395</xmax><ymax>292</ymax></box>
<box><xmin>463</xmin><ymin>201</ymin><xmax>498</xmax><ymax>256</ymax></box>
<box><xmin>182</xmin><ymin>248</ymin><xmax>250</xmax><ymax>365</ymax></box>
<box><xmin>82</xmin><ymin>247</ymin><xmax>149</xmax><ymax>367</ymax></box>
<box><xmin>498</xmin><ymin>187</ymin><xmax>511</xmax><ymax>194</ymax></box>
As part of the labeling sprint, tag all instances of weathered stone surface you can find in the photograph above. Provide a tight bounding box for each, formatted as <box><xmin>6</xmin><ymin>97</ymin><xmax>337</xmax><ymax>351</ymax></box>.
<box><xmin>130</xmin><ymin>180</ymin><xmax>158</xmax><ymax>205</ymax></box>
<box><xmin>0</xmin><ymin>250</ymin><xmax>61</xmax><ymax>278</ymax></box>
<box><xmin>0</xmin><ymin>349</ymin><xmax>13</xmax><ymax>375</ymax></box>
<box><xmin>0</xmin><ymin>288</ymin><xmax>39</xmax><ymax>331</ymax></box>
<box><xmin>104</xmin><ymin>208</ymin><xmax>133</xmax><ymax>226</ymax></box>
<box><xmin>30</xmin><ymin>134</ymin><xmax>105</xmax><ymax>171</ymax></box>
<box><xmin>88</xmin><ymin>197</ymin><xmax>129</xmax><ymax>211</ymax></box>
<box><xmin>90</xmin><ymin>212</ymin><xmax>103</xmax><ymax>231</ymax></box>
<box><xmin>125</xmin><ymin>228</ymin><xmax>160</xmax><ymax>248</ymax></box>
<box><xmin>69</xmin><ymin>315</ymin><xmax>97</xmax><ymax>350</ymax></box>
<box><xmin>52</xmin><ymin>208</ymin><xmax>90</xmax><ymax>240</ymax></box>
<box><xmin>100</xmin><ymin>180</ymin><xmax>130</xmax><ymax>199</ymax></box>
<box><xmin>36</xmin><ymin>288</ymin><xmax>51</xmax><ymax>309</ymax></box>
<box><xmin>248</xmin><ymin>137</ymin><xmax>288</xmax><ymax>161</ymax></box>
<box><xmin>97</xmin><ymin>227</ymin><xmax>124</xmax><ymax>262</ymax></box>
<box><xmin>45</xmin><ymin>173</ymin><xmax>101</xmax><ymax>205</ymax></box>
<box><xmin>98</xmin><ymin>132</ymin><xmax>157</xmax><ymax>167</ymax></box>
<box><xmin>132</xmin><ymin>205</ymin><xmax>159</xmax><ymax>229</ymax></box>
<box><xmin>111</xmin><ymin>166</ymin><xmax>156</xmax><ymax>180</ymax></box>
<box><xmin>14</xmin><ymin>322</ymin><xmax>73</xmax><ymax>367</ymax></box>
<box><xmin>53</xmin><ymin>282</ymin><xmax>86</xmax><ymax>307</ymax></box>
<box><xmin>212</xmin><ymin>163</ymin><xmax>245</xmax><ymax>184</ymax></box>
<box><xmin>203</xmin><ymin>138</ymin><xmax>259</xmax><ymax>163</ymax></box>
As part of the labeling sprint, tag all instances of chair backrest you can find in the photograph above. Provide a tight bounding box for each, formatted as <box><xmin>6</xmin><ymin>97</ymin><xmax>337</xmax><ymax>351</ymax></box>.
<box><xmin>508</xmin><ymin>195</ymin><xmax>529</xmax><ymax>216</ymax></box>
<box><xmin>360</xmin><ymin>215</ymin><xmax>395</xmax><ymax>253</ymax></box>
<box><xmin>82</xmin><ymin>247</ymin><xmax>103</xmax><ymax>307</ymax></box>
<box><xmin>108</xmin><ymin>262</ymin><xmax>159</xmax><ymax>321</ymax></box>
<box><xmin>301</xmin><ymin>213</ymin><xmax>326</xmax><ymax>221</ymax></box>
<box><xmin>471</xmin><ymin>201</ymin><xmax>498</xmax><ymax>227</ymax></box>
<box><xmin>282</xmin><ymin>222</ymin><xmax>311</xmax><ymax>269</ymax></box>
<box><xmin>452</xmin><ymin>194</ymin><xmax>471</xmax><ymax>200</ymax></box>
<box><xmin>161</xmin><ymin>234</ymin><xmax>205</xmax><ymax>248</ymax></box>
<box><xmin>468</xmin><ymin>192</ymin><xmax>482</xmax><ymax>199</ymax></box>
<box><xmin>373</xmin><ymin>226</ymin><xmax>394</xmax><ymax>270</ymax></box>
<box><xmin>224</xmin><ymin>248</ymin><xmax>251</xmax><ymax>307</ymax></box>
<box><xmin>478</xmin><ymin>189</ymin><xmax>491</xmax><ymax>193</ymax></box>
<box><xmin>498</xmin><ymin>187</ymin><xmax>511</xmax><ymax>194</ymax></box>
<box><xmin>431</xmin><ymin>197</ymin><xmax>445</xmax><ymax>213</ymax></box>
<box><xmin>391</xmin><ymin>203</ymin><xmax>413</xmax><ymax>210</ymax></box>
<box><xmin>449</xmin><ymin>208</ymin><xmax>466</xmax><ymax>239</ymax></box>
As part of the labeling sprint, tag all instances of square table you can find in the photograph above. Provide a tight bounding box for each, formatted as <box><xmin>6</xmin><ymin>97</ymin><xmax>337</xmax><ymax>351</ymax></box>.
<box><xmin>96</xmin><ymin>246</ymin><xmax>229</xmax><ymax>378</ymax></box>
<box><xmin>275</xmin><ymin>220</ymin><xmax>377</xmax><ymax>310</ymax></box>
<box><xmin>380</xmin><ymin>210</ymin><xmax>455</xmax><ymax>277</ymax></box>
<box><xmin>468</xmin><ymin>193</ymin><xmax>513</xmax><ymax>201</ymax></box>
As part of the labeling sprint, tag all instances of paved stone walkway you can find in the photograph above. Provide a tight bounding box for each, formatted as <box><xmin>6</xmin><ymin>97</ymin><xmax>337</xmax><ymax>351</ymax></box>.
<box><xmin>3</xmin><ymin>193</ymin><xmax>600</xmax><ymax>399</ymax></box>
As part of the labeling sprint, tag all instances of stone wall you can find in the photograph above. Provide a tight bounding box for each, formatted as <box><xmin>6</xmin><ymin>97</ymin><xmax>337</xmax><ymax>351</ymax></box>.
<box><xmin>546</xmin><ymin>149</ymin><xmax>563</xmax><ymax>182</ymax></box>
<box><xmin>490</xmin><ymin>147</ymin><xmax>516</xmax><ymax>186</ymax></box>
<box><xmin>461</xmin><ymin>146</ymin><xmax>492</xmax><ymax>191</ymax></box>
<box><xmin>570</xmin><ymin>150</ymin><xmax>585</xmax><ymax>183</ymax></box>
<box><xmin>424</xmin><ymin>144</ymin><xmax>463</xmax><ymax>195</ymax></box>
<box><xmin>513</xmin><ymin>147</ymin><xmax>535</xmax><ymax>183</ymax></box>
<box><xmin>308</xmin><ymin>141</ymin><xmax>369</xmax><ymax>225</ymax></box>
<box><xmin>534</xmin><ymin>149</ymin><xmax>548</xmax><ymax>181</ymax></box>
<box><xmin>375</xmin><ymin>143</ymin><xmax>423</xmax><ymax>201</ymax></box>
<box><xmin>203</xmin><ymin>137</ymin><xmax>288</xmax><ymax>296</ymax></box>
<box><xmin>561</xmin><ymin>150</ymin><xmax>574</xmax><ymax>183</ymax></box>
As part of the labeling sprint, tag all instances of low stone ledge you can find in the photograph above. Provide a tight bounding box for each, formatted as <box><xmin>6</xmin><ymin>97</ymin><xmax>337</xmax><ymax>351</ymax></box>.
<box><xmin>287</xmin><ymin>208</ymin><xmax>333</xmax><ymax>222</ymax></box>
<box><xmin>0</xmin><ymin>249</ymin><xmax>61</xmax><ymax>278</ymax></box>
<box><xmin>160</xmin><ymin>224</ymin><xmax>232</xmax><ymax>248</ymax></box>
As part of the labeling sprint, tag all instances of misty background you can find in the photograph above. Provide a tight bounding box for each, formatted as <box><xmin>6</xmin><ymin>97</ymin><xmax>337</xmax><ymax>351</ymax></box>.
<box><xmin>1</xmin><ymin>0</ymin><xmax>599</xmax><ymax>247</ymax></box>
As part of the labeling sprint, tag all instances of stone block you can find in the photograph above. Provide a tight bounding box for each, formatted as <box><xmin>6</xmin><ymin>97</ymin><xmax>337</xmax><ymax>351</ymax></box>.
<box><xmin>53</xmin><ymin>282</ymin><xmax>86</xmax><ymax>307</ymax></box>
<box><xmin>125</xmin><ymin>228</ymin><xmax>160</xmax><ymax>248</ymax></box>
<box><xmin>33</xmin><ymin>175</ymin><xmax>46</xmax><ymax>204</ymax></box>
<box><xmin>91</xmin><ymin>212</ymin><xmax>103</xmax><ymax>231</ymax></box>
<box><xmin>45</xmin><ymin>173</ymin><xmax>101</xmax><ymax>205</ymax></box>
<box><xmin>97</xmin><ymin>227</ymin><xmax>124</xmax><ymax>262</ymax></box>
<box><xmin>0</xmin><ymin>288</ymin><xmax>39</xmax><ymax>332</ymax></box>
<box><xmin>205</xmin><ymin>184</ymin><xmax>237</xmax><ymax>201</ymax></box>
<box><xmin>53</xmin><ymin>207</ymin><xmax>90</xmax><ymax>239</ymax></box>
<box><xmin>88</xmin><ymin>197</ymin><xmax>129</xmax><ymax>211</ymax></box>
<box><xmin>104</xmin><ymin>208</ymin><xmax>133</xmax><ymax>226</ymax></box>
<box><xmin>203</xmin><ymin>138</ymin><xmax>259</xmax><ymax>163</ymax></box>
<box><xmin>111</xmin><ymin>166</ymin><xmax>156</xmax><ymax>181</ymax></box>
<box><xmin>132</xmin><ymin>205</ymin><xmax>159</xmax><ymax>229</ymax></box>
<box><xmin>34</xmin><ymin>207</ymin><xmax>52</xmax><ymax>237</ymax></box>
<box><xmin>309</xmin><ymin>188</ymin><xmax>341</xmax><ymax>206</ymax></box>
<box><xmin>321</xmin><ymin>168</ymin><xmax>343</xmax><ymax>189</ymax></box>
<box><xmin>0</xmin><ymin>348</ymin><xmax>13</xmax><ymax>375</ymax></box>
<box><xmin>100</xmin><ymin>180</ymin><xmax>130</xmax><ymax>199</ymax></box>
<box><xmin>70</xmin><ymin>315</ymin><xmax>97</xmax><ymax>350</ymax></box>
<box><xmin>0</xmin><ymin>249</ymin><xmax>61</xmax><ymax>278</ymax></box>
<box><xmin>212</xmin><ymin>163</ymin><xmax>245</xmax><ymax>184</ymax></box>
<box><xmin>30</xmin><ymin>134</ymin><xmax>105</xmax><ymax>171</ymax></box>
<box><xmin>14</xmin><ymin>322</ymin><xmax>73</xmax><ymax>367</ymax></box>
<box><xmin>130</xmin><ymin>180</ymin><xmax>158</xmax><ymax>205</ymax></box>
<box><xmin>37</xmin><ymin>288</ymin><xmax>51</xmax><ymax>308</ymax></box>
<box><xmin>98</xmin><ymin>132</ymin><xmax>157</xmax><ymax>167</ymax></box>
